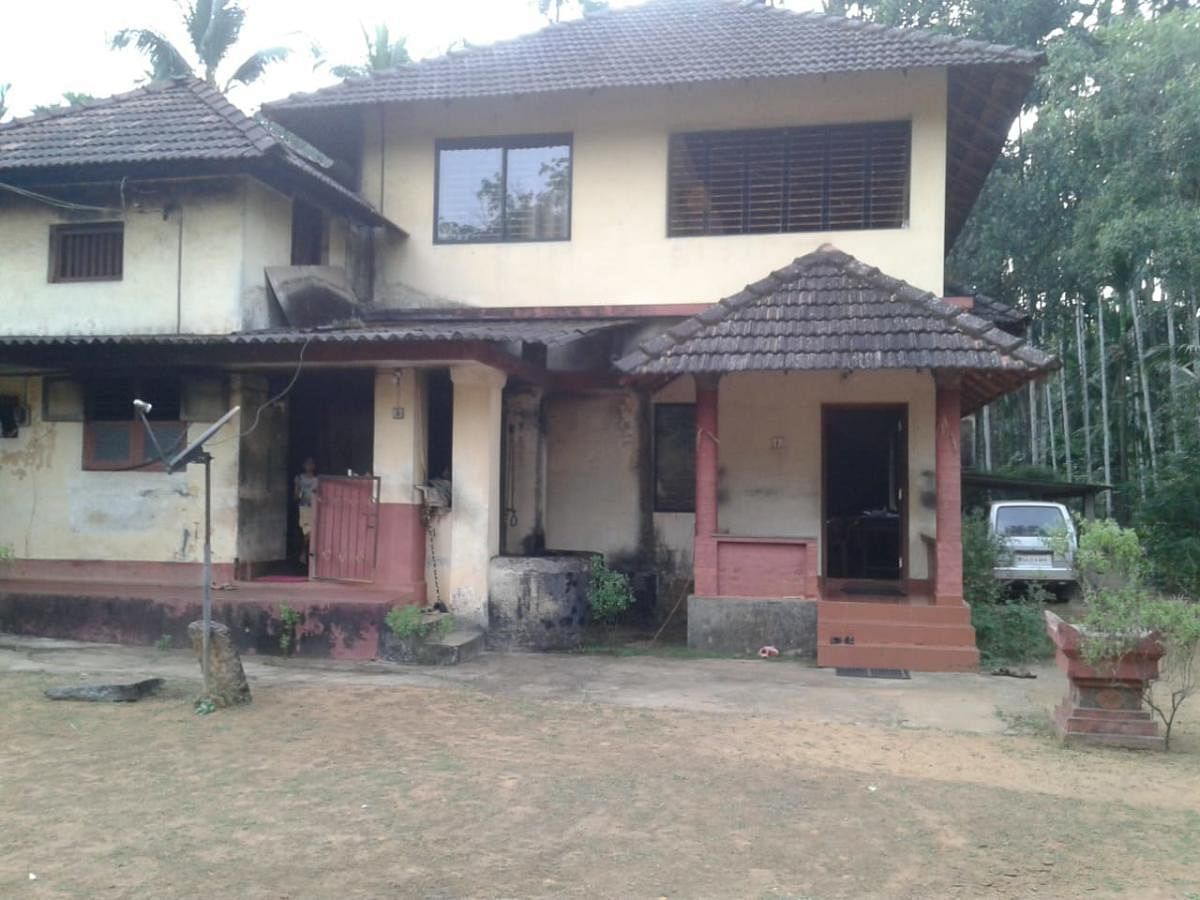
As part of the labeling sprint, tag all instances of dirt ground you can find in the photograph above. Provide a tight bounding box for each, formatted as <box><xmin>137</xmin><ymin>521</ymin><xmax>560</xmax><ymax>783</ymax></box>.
<box><xmin>2</xmin><ymin>638</ymin><xmax>1199</xmax><ymax>899</ymax></box>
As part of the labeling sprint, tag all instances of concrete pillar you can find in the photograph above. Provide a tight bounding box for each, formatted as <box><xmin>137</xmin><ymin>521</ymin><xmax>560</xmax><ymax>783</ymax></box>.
<box><xmin>693</xmin><ymin>374</ymin><xmax>720</xmax><ymax>596</ymax></box>
<box><xmin>934</xmin><ymin>372</ymin><xmax>964</xmax><ymax>605</ymax></box>
<box><xmin>501</xmin><ymin>386</ymin><xmax>545</xmax><ymax>555</ymax></box>
<box><xmin>449</xmin><ymin>365</ymin><xmax>507</xmax><ymax>627</ymax></box>
<box><xmin>371</xmin><ymin>368</ymin><xmax>427</xmax><ymax>600</ymax></box>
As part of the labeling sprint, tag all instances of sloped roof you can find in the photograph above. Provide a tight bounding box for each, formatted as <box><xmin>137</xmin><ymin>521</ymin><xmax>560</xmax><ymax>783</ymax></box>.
<box><xmin>0</xmin><ymin>78</ymin><xmax>394</xmax><ymax>228</ymax></box>
<box><xmin>615</xmin><ymin>245</ymin><xmax>1057</xmax><ymax>410</ymax></box>
<box><xmin>266</xmin><ymin>0</ymin><xmax>1039</xmax><ymax>111</ymax></box>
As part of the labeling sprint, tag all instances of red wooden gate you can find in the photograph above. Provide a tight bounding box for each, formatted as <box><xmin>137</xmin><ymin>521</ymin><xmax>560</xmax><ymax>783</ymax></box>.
<box><xmin>311</xmin><ymin>476</ymin><xmax>380</xmax><ymax>583</ymax></box>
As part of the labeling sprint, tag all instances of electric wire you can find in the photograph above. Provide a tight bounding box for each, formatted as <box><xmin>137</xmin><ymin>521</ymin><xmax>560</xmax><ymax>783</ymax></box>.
<box><xmin>206</xmin><ymin>335</ymin><xmax>313</xmax><ymax>447</ymax></box>
<box><xmin>0</xmin><ymin>181</ymin><xmax>123</xmax><ymax>214</ymax></box>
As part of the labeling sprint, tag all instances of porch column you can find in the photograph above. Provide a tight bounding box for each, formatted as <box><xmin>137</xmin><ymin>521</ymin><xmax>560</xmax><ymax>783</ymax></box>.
<box><xmin>934</xmin><ymin>372</ymin><xmax>964</xmax><ymax>605</ymax></box>
<box><xmin>694</xmin><ymin>374</ymin><xmax>720</xmax><ymax>596</ymax></box>
<box><xmin>449</xmin><ymin>365</ymin><xmax>507</xmax><ymax>628</ymax></box>
<box><xmin>371</xmin><ymin>368</ymin><xmax>427</xmax><ymax>600</ymax></box>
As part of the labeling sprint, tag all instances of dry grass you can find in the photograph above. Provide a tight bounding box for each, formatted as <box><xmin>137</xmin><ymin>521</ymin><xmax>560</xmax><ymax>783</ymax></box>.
<box><xmin>2</xmin><ymin>671</ymin><xmax>1200</xmax><ymax>899</ymax></box>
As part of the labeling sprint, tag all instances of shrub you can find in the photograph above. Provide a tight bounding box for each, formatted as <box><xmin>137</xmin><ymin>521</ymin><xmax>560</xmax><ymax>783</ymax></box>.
<box><xmin>1136</xmin><ymin>455</ymin><xmax>1200</xmax><ymax>597</ymax></box>
<box><xmin>385</xmin><ymin>605</ymin><xmax>452</xmax><ymax>640</ymax></box>
<box><xmin>962</xmin><ymin>511</ymin><xmax>1052</xmax><ymax>667</ymax></box>
<box><xmin>589</xmin><ymin>555</ymin><xmax>634</xmax><ymax>638</ymax></box>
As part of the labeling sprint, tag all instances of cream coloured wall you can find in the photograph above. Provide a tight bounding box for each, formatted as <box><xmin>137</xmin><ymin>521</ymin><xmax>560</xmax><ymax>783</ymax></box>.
<box><xmin>367</xmin><ymin>68</ymin><xmax>948</xmax><ymax>309</ymax></box>
<box><xmin>717</xmin><ymin>370</ymin><xmax>938</xmax><ymax>579</ymax></box>
<box><xmin>0</xmin><ymin>376</ymin><xmax>240</xmax><ymax>564</ymax></box>
<box><xmin>0</xmin><ymin>176</ymin><xmax>302</xmax><ymax>337</ymax></box>
<box><xmin>372</xmin><ymin>366</ymin><xmax>427</xmax><ymax>503</ymax></box>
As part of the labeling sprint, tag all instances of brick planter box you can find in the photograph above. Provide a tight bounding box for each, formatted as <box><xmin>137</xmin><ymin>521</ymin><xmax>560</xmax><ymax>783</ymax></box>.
<box><xmin>1044</xmin><ymin>610</ymin><xmax>1165</xmax><ymax>750</ymax></box>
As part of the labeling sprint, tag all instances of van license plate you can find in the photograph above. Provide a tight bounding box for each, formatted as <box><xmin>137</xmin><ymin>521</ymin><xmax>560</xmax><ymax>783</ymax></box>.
<box><xmin>1015</xmin><ymin>553</ymin><xmax>1051</xmax><ymax>566</ymax></box>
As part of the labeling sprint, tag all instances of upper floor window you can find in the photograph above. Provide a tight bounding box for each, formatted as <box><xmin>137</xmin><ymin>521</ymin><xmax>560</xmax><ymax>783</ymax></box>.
<box><xmin>49</xmin><ymin>222</ymin><xmax>124</xmax><ymax>282</ymax></box>
<box><xmin>667</xmin><ymin>121</ymin><xmax>910</xmax><ymax>237</ymax></box>
<box><xmin>435</xmin><ymin>135</ymin><xmax>572</xmax><ymax>243</ymax></box>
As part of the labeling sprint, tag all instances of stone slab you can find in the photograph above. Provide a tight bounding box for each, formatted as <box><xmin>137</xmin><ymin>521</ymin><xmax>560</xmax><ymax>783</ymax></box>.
<box><xmin>687</xmin><ymin>596</ymin><xmax>817</xmax><ymax>658</ymax></box>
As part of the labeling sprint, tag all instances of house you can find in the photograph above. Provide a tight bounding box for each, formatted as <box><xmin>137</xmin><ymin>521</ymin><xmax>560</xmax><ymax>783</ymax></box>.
<box><xmin>0</xmin><ymin>0</ymin><xmax>1056</xmax><ymax>669</ymax></box>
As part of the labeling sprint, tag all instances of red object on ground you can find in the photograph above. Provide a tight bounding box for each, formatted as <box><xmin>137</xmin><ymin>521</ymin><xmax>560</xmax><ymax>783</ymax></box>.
<box><xmin>1044</xmin><ymin>610</ymin><xmax>1165</xmax><ymax>750</ymax></box>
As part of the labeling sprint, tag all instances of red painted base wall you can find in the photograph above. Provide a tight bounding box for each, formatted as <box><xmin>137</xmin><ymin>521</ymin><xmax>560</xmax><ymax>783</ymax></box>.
<box><xmin>372</xmin><ymin>502</ymin><xmax>427</xmax><ymax>602</ymax></box>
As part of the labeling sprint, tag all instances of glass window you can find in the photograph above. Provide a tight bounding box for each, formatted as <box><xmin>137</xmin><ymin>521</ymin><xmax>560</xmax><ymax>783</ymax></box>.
<box><xmin>81</xmin><ymin>376</ymin><xmax>185</xmax><ymax>471</ymax></box>
<box><xmin>436</xmin><ymin>136</ymin><xmax>571</xmax><ymax>243</ymax></box>
<box><xmin>654</xmin><ymin>404</ymin><xmax>696</xmax><ymax>513</ymax></box>
<box><xmin>995</xmin><ymin>506</ymin><xmax>1068</xmax><ymax>538</ymax></box>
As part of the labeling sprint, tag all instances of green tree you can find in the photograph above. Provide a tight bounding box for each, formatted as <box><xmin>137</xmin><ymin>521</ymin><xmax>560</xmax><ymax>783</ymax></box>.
<box><xmin>535</xmin><ymin>0</ymin><xmax>608</xmax><ymax>24</ymax></box>
<box><xmin>31</xmin><ymin>92</ymin><xmax>98</xmax><ymax>116</ymax></box>
<box><xmin>329</xmin><ymin>24</ymin><xmax>410</xmax><ymax>78</ymax></box>
<box><xmin>111</xmin><ymin>0</ymin><xmax>291</xmax><ymax>90</ymax></box>
<box><xmin>0</xmin><ymin>83</ymin><xmax>8</xmax><ymax>121</ymax></box>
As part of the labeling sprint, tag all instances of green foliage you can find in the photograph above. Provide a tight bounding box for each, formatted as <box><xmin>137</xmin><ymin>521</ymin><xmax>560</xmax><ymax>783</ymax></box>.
<box><xmin>1136</xmin><ymin>453</ymin><xmax>1200</xmax><ymax>597</ymax></box>
<box><xmin>330</xmin><ymin>24</ymin><xmax>411</xmax><ymax>78</ymax></box>
<box><xmin>155</xmin><ymin>635</ymin><xmax>173</xmax><ymax>651</ymax></box>
<box><xmin>588</xmin><ymin>555</ymin><xmax>634</xmax><ymax>631</ymax></box>
<box><xmin>194</xmin><ymin>697</ymin><xmax>216</xmax><ymax>716</ymax></box>
<box><xmin>0</xmin><ymin>83</ymin><xmax>9</xmax><ymax>122</ymax></box>
<box><xmin>31</xmin><ymin>92</ymin><xmax>97</xmax><ymax>116</ymax></box>
<box><xmin>1075</xmin><ymin>517</ymin><xmax>1146</xmax><ymax>594</ymax></box>
<box><xmin>962</xmin><ymin>511</ymin><xmax>1053</xmax><ymax>666</ymax></box>
<box><xmin>384</xmin><ymin>605</ymin><xmax>453</xmax><ymax>639</ymax></box>
<box><xmin>0</xmin><ymin>543</ymin><xmax>14</xmax><ymax>562</ymax></box>
<box><xmin>278</xmin><ymin>604</ymin><xmax>302</xmax><ymax>652</ymax></box>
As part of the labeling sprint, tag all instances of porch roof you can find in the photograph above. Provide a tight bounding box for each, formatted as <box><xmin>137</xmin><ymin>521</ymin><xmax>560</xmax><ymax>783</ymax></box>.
<box><xmin>614</xmin><ymin>245</ymin><xmax>1058</xmax><ymax>412</ymax></box>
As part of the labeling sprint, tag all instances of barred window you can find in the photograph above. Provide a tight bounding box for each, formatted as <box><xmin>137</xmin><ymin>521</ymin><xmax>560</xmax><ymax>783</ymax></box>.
<box><xmin>667</xmin><ymin>121</ymin><xmax>910</xmax><ymax>237</ymax></box>
<box><xmin>49</xmin><ymin>222</ymin><xmax>124</xmax><ymax>282</ymax></box>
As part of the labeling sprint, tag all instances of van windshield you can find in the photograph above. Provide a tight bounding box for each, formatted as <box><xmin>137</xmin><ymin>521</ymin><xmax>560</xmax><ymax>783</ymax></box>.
<box><xmin>995</xmin><ymin>506</ymin><xmax>1067</xmax><ymax>538</ymax></box>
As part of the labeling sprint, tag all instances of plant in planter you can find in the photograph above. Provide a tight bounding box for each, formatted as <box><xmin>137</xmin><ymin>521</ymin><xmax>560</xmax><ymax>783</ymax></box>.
<box><xmin>1046</xmin><ymin>520</ymin><xmax>1200</xmax><ymax>751</ymax></box>
<box><xmin>381</xmin><ymin>605</ymin><xmax>456</xmax><ymax>664</ymax></box>
<box><xmin>588</xmin><ymin>555</ymin><xmax>634</xmax><ymax>648</ymax></box>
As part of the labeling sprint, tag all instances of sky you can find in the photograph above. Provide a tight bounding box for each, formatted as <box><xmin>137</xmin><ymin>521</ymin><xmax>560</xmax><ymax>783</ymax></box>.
<box><xmin>1</xmin><ymin>0</ymin><xmax>759</xmax><ymax>117</ymax></box>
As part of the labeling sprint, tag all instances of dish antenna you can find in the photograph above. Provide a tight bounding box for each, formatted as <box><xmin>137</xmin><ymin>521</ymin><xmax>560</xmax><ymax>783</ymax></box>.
<box><xmin>135</xmin><ymin>399</ymin><xmax>241</xmax><ymax>685</ymax></box>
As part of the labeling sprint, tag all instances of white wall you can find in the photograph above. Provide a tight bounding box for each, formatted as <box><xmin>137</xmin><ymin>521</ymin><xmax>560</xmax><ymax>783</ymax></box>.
<box><xmin>367</xmin><ymin>68</ymin><xmax>948</xmax><ymax>309</ymax></box>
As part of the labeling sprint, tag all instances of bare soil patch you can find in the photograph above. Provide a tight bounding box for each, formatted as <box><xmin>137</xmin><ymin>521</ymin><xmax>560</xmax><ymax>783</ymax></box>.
<box><xmin>2</xmin><ymin>669</ymin><xmax>1199</xmax><ymax>899</ymax></box>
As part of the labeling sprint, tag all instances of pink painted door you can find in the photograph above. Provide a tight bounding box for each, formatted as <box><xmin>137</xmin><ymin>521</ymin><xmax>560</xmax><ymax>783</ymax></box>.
<box><xmin>312</xmin><ymin>476</ymin><xmax>380</xmax><ymax>583</ymax></box>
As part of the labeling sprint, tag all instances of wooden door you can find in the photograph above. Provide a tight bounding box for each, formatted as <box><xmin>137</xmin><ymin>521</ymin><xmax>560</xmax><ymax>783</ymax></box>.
<box><xmin>312</xmin><ymin>476</ymin><xmax>380</xmax><ymax>583</ymax></box>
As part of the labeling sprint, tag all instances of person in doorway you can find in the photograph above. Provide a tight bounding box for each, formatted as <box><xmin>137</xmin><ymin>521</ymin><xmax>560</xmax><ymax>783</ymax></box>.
<box><xmin>294</xmin><ymin>457</ymin><xmax>319</xmax><ymax>566</ymax></box>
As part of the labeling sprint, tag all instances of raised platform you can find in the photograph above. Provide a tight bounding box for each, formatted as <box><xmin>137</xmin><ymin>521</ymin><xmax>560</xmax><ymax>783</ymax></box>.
<box><xmin>0</xmin><ymin>577</ymin><xmax>415</xmax><ymax>661</ymax></box>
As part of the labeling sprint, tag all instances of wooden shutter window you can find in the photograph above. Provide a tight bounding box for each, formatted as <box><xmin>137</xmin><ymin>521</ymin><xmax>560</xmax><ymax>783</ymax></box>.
<box><xmin>49</xmin><ymin>222</ymin><xmax>124</xmax><ymax>282</ymax></box>
<box><xmin>667</xmin><ymin>121</ymin><xmax>910</xmax><ymax>237</ymax></box>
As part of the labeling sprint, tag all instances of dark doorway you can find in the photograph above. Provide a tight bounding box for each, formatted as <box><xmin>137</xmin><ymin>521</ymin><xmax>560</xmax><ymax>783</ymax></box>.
<box><xmin>426</xmin><ymin>369</ymin><xmax>453</xmax><ymax>481</ymax></box>
<box><xmin>285</xmin><ymin>369</ymin><xmax>375</xmax><ymax>570</ymax></box>
<box><xmin>823</xmin><ymin>405</ymin><xmax>906</xmax><ymax>581</ymax></box>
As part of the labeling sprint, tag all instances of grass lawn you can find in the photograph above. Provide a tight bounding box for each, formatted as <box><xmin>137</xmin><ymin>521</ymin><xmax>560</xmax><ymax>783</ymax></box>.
<box><xmin>3</xmin><ymin>666</ymin><xmax>1200</xmax><ymax>898</ymax></box>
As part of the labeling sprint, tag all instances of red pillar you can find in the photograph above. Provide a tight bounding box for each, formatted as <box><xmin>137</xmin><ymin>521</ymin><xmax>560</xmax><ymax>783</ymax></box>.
<box><xmin>694</xmin><ymin>375</ymin><xmax>720</xmax><ymax>596</ymax></box>
<box><xmin>934</xmin><ymin>373</ymin><xmax>964</xmax><ymax>605</ymax></box>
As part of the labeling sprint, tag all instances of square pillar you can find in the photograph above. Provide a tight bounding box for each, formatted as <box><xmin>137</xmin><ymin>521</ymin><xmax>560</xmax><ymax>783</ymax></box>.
<box><xmin>693</xmin><ymin>374</ymin><xmax>720</xmax><ymax>596</ymax></box>
<box><xmin>449</xmin><ymin>365</ymin><xmax>507</xmax><ymax>628</ymax></box>
<box><xmin>934</xmin><ymin>372</ymin><xmax>964</xmax><ymax>605</ymax></box>
<box><xmin>501</xmin><ymin>386</ymin><xmax>546</xmax><ymax>555</ymax></box>
<box><xmin>370</xmin><ymin>368</ymin><xmax>427</xmax><ymax>599</ymax></box>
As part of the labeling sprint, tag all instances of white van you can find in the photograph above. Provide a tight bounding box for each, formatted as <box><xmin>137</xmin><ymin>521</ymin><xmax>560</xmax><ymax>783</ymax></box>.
<box><xmin>988</xmin><ymin>501</ymin><xmax>1079</xmax><ymax>598</ymax></box>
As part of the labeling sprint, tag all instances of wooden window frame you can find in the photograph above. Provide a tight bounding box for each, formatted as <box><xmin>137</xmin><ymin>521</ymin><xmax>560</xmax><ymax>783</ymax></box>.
<box><xmin>666</xmin><ymin>121</ymin><xmax>911</xmax><ymax>238</ymax></box>
<box><xmin>82</xmin><ymin>420</ymin><xmax>188</xmax><ymax>472</ymax></box>
<box><xmin>653</xmin><ymin>402</ymin><xmax>697</xmax><ymax>514</ymax></box>
<box><xmin>80</xmin><ymin>375</ymin><xmax>186</xmax><ymax>472</ymax></box>
<box><xmin>48</xmin><ymin>221</ymin><xmax>125</xmax><ymax>283</ymax></box>
<box><xmin>433</xmin><ymin>133</ymin><xmax>574</xmax><ymax>245</ymax></box>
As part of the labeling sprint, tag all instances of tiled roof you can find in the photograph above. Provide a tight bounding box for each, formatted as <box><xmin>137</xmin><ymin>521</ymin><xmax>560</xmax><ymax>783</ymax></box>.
<box><xmin>0</xmin><ymin>78</ymin><xmax>393</xmax><ymax>227</ymax></box>
<box><xmin>266</xmin><ymin>0</ymin><xmax>1040</xmax><ymax>111</ymax></box>
<box><xmin>615</xmin><ymin>245</ymin><xmax>1058</xmax><ymax>385</ymax></box>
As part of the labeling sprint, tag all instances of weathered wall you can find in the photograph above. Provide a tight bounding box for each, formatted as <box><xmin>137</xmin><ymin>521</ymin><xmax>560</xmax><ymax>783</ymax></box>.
<box><xmin>0</xmin><ymin>375</ymin><xmax>240</xmax><ymax>566</ymax></box>
<box><xmin>544</xmin><ymin>391</ymin><xmax>642</xmax><ymax>559</ymax></box>
<box><xmin>240</xmin><ymin>180</ymin><xmax>294</xmax><ymax>330</ymax></box>
<box><xmin>366</xmin><ymin>68</ymin><xmax>947</xmax><ymax>309</ymax></box>
<box><xmin>717</xmin><ymin>370</ymin><xmax>937</xmax><ymax>579</ymax></box>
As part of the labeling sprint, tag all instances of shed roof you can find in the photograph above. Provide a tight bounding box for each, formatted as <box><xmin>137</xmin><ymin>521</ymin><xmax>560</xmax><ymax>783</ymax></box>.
<box><xmin>0</xmin><ymin>78</ymin><xmax>394</xmax><ymax>228</ymax></box>
<box><xmin>614</xmin><ymin>245</ymin><xmax>1058</xmax><ymax>411</ymax></box>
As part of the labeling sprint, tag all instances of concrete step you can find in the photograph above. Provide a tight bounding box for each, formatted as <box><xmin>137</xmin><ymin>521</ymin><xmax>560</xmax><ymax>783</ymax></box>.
<box><xmin>816</xmin><ymin>600</ymin><xmax>971</xmax><ymax>626</ymax></box>
<box><xmin>426</xmin><ymin>628</ymin><xmax>485</xmax><ymax>666</ymax></box>
<box><xmin>817</xmin><ymin>641</ymin><xmax>980</xmax><ymax>672</ymax></box>
<box><xmin>817</xmin><ymin>620</ymin><xmax>977</xmax><ymax>647</ymax></box>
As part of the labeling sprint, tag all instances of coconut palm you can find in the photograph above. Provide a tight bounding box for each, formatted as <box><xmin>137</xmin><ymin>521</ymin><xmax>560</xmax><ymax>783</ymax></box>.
<box><xmin>0</xmin><ymin>83</ymin><xmax>9</xmax><ymax>121</ymax></box>
<box><xmin>111</xmin><ymin>0</ymin><xmax>290</xmax><ymax>90</ymax></box>
<box><xmin>329</xmin><ymin>24</ymin><xmax>411</xmax><ymax>78</ymax></box>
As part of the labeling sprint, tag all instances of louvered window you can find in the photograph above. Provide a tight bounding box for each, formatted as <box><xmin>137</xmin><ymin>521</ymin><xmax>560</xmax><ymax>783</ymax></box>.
<box><xmin>49</xmin><ymin>222</ymin><xmax>124</xmax><ymax>282</ymax></box>
<box><xmin>668</xmin><ymin>121</ymin><xmax>910</xmax><ymax>237</ymax></box>
<box><xmin>435</xmin><ymin>135</ymin><xmax>572</xmax><ymax>243</ymax></box>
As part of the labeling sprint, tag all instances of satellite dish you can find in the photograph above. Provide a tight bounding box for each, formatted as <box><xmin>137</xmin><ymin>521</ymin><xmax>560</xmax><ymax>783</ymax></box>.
<box><xmin>168</xmin><ymin>406</ymin><xmax>241</xmax><ymax>473</ymax></box>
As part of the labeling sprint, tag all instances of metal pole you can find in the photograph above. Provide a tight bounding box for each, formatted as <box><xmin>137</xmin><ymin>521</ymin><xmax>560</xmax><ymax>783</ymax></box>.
<box><xmin>202</xmin><ymin>452</ymin><xmax>212</xmax><ymax>685</ymax></box>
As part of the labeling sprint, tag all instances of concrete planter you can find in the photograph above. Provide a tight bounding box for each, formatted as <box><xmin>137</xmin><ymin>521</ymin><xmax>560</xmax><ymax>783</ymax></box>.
<box><xmin>487</xmin><ymin>554</ymin><xmax>591</xmax><ymax>651</ymax></box>
<box><xmin>378</xmin><ymin>612</ymin><xmax>483</xmax><ymax>666</ymax></box>
<box><xmin>1044</xmin><ymin>610</ymin><xmax>1164</xmax><ymax>750</ymax></box>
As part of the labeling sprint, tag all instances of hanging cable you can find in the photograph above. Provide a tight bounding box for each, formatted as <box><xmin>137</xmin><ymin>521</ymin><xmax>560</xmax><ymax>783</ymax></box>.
<box><xmin>207</xmin><ymin>335</ymin><xmax>314</xmax><ymax>447</ymax></box>
<box><xmin>0</xmin><ymin>181</ymin><xmax>123</xmax><ymax>214</ymax></box>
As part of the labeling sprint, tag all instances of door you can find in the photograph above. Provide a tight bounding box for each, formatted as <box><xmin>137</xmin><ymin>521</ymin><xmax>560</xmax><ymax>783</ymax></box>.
<box><xmin>822</xmin><ymin>406</ymin><xmax>907</xmax><ymax>581</ymax></box>
<box><xmin>312</xmin><ymin>476</ymin><xmax>380</xmax><ymax>583</ymax></box>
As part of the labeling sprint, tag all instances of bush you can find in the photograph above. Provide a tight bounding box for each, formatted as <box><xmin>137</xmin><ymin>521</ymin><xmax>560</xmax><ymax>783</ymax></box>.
<box><xmin>385</xmin><ymin>605</ymin><xmax>452</xmax><ymax>639</ymax></box>
<box><xmin>962</xmin><ymin>511</ymin><xmax>1053</xmax><ymax>667</ymax></box>
<box><xmin>589</xmin><ymin>555</ymin><xmax>634</xmax><ymax>637</ymax></box>
<box><xmin>1136</xmin><ymin>455</ymin><xmax>1200</xmax><ymax>597</ymax></box>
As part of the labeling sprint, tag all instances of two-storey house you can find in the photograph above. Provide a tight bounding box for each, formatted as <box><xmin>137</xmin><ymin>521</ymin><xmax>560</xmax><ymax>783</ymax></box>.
<box><xmin>0</xmin><ymin>0</ymin><xmax>1056</xmax><ymax>669</ymax></box>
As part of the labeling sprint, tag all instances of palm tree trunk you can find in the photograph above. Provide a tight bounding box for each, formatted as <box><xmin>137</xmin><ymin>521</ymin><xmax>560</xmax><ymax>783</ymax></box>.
<box><xmin>1166</xmin><ymin>290</ymin><xmax>1181</xmax><ymax>454</ymax></box>
<box><xmin>982</xmin><ymin>404</ymin><xmax>993</xmax><ymax>471</ymax></box>
<box><xmin>1074</xmin><ymin>302</ymin><xmax>1094</xmax><ymax>479</ymax></box>
<box><xmin>1058</xmin><ymin>347</ymin><xmax>1073</xmax><ymax>480</ymax></box>
<box><xmin>1028</xmin><ymin>381</ymin><xmax>1039</xmax><ymax>466</ymax></box>
<box><xmin>1191</xmin><ymin>288</ymin><xmax>1200</xmax><ymax>438</ymax></box>
<box><xmin>1128</xmin><ymin>281</ymin><xmax>1157</xmax><ymax>475</ymax></box>
<box><xmin>1045</xmin><ymin>380</ymin><xmax>1058</xmax><ymax>474</ymax></box>
<box><xmin>1097</xmin><ymin>292</ymin><xmax>1113</xmax><ymax>516</ymax></box>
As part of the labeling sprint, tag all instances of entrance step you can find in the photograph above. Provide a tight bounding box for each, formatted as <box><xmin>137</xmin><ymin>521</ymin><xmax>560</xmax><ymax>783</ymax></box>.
<box><xmin>817</xmin><ymin>641</ymin><xmax>980</xmax><ymax>672</ymax></box>
<box><xmin>816</xmin><ymin>600</ymin><xmax>971</xmax><ymax>625</ymax></box>
<box><xmin>817</xmin><ymin>619</ymin><xmax>976</xmax><ymax>647</ymax></box>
